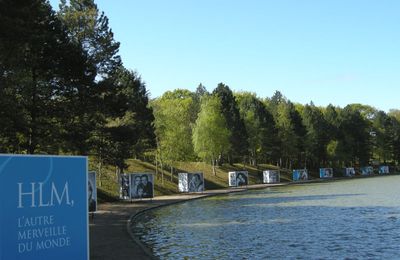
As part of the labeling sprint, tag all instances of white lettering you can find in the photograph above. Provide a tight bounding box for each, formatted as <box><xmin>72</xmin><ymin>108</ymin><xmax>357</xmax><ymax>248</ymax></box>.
<box><xmin>39</xmin><ymin>183</ymin><xmax>49</xmax><ymax>207</ymax></box>
<box><xmin>18</xmin><ymin>181</ymin><xmax>72</xmax><ymax>208</ymax></box>
<box><xmin>18</xmin><ymin>183</ymin><xmax>35</xmax><ymax>208</ymax></box>
<box><xmin>50</xmin><ymin>182</ymin><xmax>71</xmax><ymax>206</ymax></box>
<box><xmin>18</xmin><ymin>242</ymin><xmax>33</xmax><ymax>253</ymax></box>
<box><xmin>36</xmin><ymin>237</ymin><xmax>71</xmax><ymax>250</ymax></box>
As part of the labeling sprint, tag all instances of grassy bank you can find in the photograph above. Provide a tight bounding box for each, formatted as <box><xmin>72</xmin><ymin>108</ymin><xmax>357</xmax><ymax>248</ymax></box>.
<box><xmin>88</xmin><ymin>159</ymin><xmax>400</xmax><ymax>203</ymax></box>
<box><xmin>88</xmin><ymin>159</ymin><xmax>294</xmax><ymax>202</ymax></box>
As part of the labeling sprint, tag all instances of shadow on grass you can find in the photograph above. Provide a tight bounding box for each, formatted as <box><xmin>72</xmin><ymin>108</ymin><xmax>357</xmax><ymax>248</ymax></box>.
<box><xmin>97</xmin><ymin>188</ymin><xmax>119</xmax><ymax>203</ymax></box>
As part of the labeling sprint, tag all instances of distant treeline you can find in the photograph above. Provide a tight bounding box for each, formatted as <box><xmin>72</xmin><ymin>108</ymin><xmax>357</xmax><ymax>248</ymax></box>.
<box><xmin>152</xmin><ymin>86</ymin><xmax>400</xmax><ymax>174</ymax></box>
<box><xmin>1</xmin><ymin>1</ymin><xmax>399</xmax><ymax>176</ymax></box>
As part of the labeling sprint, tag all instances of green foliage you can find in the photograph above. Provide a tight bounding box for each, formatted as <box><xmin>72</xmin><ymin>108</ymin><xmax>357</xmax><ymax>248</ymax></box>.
<box><xmin>265</xmin><ymin>90</ymin><xmax>285</xmax><ymax>118</ymax></box>
<box><xmin>338</xmin><ymin>105</ymin><xmax>371</xmax><ymax>165</ymax></box>
<box><xmin>275</xmin><ymin>100</ymin><xmax>305</xmax><ymax>168</ymax></box>
<box><xmin>0</xmin><ymin>0</ymin><xmax>89</xmax><ymax>154</ymax></box>
<box><xmin>1</xmin><ymin>0</ymin><xmax>399</xmax><ymax>175</ymax></box>
<box><xmin>372</xmin><ymin>111</ymin><xmax>394</xmax><ymax>163</ymax></box>
<box><xmin>301</xmin><ymin>103</ymin><xmax>329</xmax><ymax>168</ymax></box>
<box><xmin>93</xmin><ymin>67</ymin><xmax>155</xmax><ymax>171</ymax></box>
<box><xmin>213</xmin><ymin>83</ymin><xmax>248</xmax><ymax>161</ymax></box>
<box><xmin>389</xmin><ymin>109</ymin><xmax>400</xmax><ymax>121</ymax></box>
<box><xmin>0</xmin><ymin>0</ymin><xmax>155</xmax><ymax>174</ymax></box>
<box><xmin>56</xmin><ymin>0</ymin><xmax>123</xmax><ymax>154</ymax></box>
<box><xmin>192</xmin><ymin>96</ymin><xmax>231</xmax><ymax>172</ymax></box>
<box><xmin>58</xmin><ymin>0</ymin><xmax>121</xmax><ymax>78</ymax></box>
<box><xmin>235</xmin><ymin>92</ymin><xmax>280</xmax><ymax>165</ymax></box>
<box><xmin>389</xmin><ymin>113</ymin><xmax>400</xmax><ymax>164</ymax></box>
<box><xmin>152</xmin><ymin>89</ymin><xmax>197</xmax><ymax>164</ymax></box>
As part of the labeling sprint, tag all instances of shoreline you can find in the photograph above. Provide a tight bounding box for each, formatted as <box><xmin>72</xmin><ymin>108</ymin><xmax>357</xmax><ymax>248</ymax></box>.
<box><xmin>90</xmin><ymin>174</ymin><xmax>397</xmax><ymax>259</ymax></box>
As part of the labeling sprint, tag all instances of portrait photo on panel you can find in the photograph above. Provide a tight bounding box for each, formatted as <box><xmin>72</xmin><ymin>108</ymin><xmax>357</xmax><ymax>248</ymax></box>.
<box><xmin>229</xmin><ymin>172</ymin><xmax>237</xmax><ymax>187</ymax></box>
<box><xmin>188</xmin><ymin>173</ymin><xmax>204</xmax><ymax>192</ymax></box>
<box><xmin>130</xmin><ymin>173</ymin><xmax>154</xmax><ymax>199</ymax></box>
<box><xmin>88</xmin><ymin>171</ymin><xmax>97</xmax><ymax>212</ymax></box>
<box><xmin>379</xmin><ymin>166</ymin><xmax>389</xmax><ymax>174</ymax></box>
<box><xmin>361</xmin><ymin>166</ymin><xmax>373</xmax><ymax>175</ymax></box>
<box><xmin>300</xmin><ymin>170</ymin><xmax>308</xmax><ymax>180</ymax></box>
<box><xmin>293</xmin><ymin>169</ymin><xmax>308</xmax><ymax>181</ymax></box>
<box><xmin>263</xmin><ymin>170</ymin><xmax>280</xmax><ymax>183</ymax></box>
<box><xmin>178</xmin><ymin>173</ymin><xmax>189</xmax><ymax>192</ymax></box>
<box><xmin>320</xmin><ymin>168</ymin><xmax>333</xmax><ymax>178</ymax></box>
<box><xmin>236</xmin><ymin>172</ymin><xmax>248</xmax><ymax>186</ymax></box>
<box><xmin>119</xmin><ymin>173</ymin><xmax>130</xmax><ymax>200</ymax></box>
<box><xmin>345</xmin><ymin>167</ymin><xmax>355</xmax><ymax>177</ymax></box>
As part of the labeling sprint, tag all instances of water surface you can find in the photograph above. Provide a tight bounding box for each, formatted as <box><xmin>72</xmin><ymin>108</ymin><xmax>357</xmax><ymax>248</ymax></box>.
<box><xmin>132</xmin><ymin>176</ymin><xmax>400</xmax><ymax>259</ymax></box>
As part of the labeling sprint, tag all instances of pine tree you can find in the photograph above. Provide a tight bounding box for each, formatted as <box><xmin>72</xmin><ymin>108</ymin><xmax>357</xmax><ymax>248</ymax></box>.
<box><xmin>235</xmin><ymin>92</ymin><xmax>280</xmax><ymax>165</ymax></box>
<box><xmin>212</xmin><ymin>83</ymin><xmax>248</xmax><ymax>163</ymax></box>
<box><xmin>0</xmin><ymin>0</ymin><xmax>88</xmax><ymax>154</ymax></box>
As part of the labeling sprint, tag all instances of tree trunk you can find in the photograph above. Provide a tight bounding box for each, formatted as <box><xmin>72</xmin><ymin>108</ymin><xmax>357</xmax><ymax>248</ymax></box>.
<box><xmin>28</xmin><ymin>68</ymin><xmax>38</xmax><ymax>154</ymax></box>
<box><xmin>285</xmin><ymin>158</ymin><xmax>289</xmax><ymax>169</ymax></box>
<box><xmin>160</xmin><ymin>159</ymin><xmax>164</xmax><ymax>185</ymax></box>
<box><xmin>157</xmin><ymin>138</ymin><xmax>164</xmax><ymax>185</ymax></box>
<box><xmin>170</xmin><ymin>165</ymin><xmax>173</xmax><ymax>181</ymax></box>
<box><xmin>155</xmin><ymin>154</ymin><xmax>158</xmax><ymax>179</ymax></box>
<box><xmin>212</xmin><ymin>156</ymin><xmax>216</xmax><ymax>176</ymax></box>
<box><xmin>115</xmin><ymin>165</ymin><xmax>118</xmax><ymax>183</ymax></box>
<box><xmin>251</xmin><ymin>150</ymin><xmax>257</xmax><ymax>166</ymax></box>
<box><xmin>97</xmin><ymin>159</ymin><xmax>102</xmax><ymax>187</ymax></box>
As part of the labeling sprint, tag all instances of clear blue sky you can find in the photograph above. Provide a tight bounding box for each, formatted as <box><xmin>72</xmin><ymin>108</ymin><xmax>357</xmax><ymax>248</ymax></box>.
<box><xmin>50</xmin><ymin>0</ymin><xmax>400</xmax><ymax>111</ymax></box>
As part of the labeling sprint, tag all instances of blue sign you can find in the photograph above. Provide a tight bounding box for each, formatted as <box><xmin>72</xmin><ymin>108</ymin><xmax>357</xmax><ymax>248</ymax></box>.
<box><xmin>0</xmin><ymin>154</ymin><xmax>88</xmax><ymax>260</ymax></box>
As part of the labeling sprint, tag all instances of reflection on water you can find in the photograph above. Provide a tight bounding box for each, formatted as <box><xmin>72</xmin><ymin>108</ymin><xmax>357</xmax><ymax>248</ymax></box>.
<box><xmin>132</xmin><ymin>176</ymin><xmax>400</xmax><ymax>259</ymax></box>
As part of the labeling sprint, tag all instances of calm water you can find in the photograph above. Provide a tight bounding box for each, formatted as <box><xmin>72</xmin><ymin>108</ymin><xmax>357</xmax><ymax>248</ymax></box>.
<box><xmin>132</xmin><ymin>176</ymin><xmax>400</xmax><ymax>259</ymax></box>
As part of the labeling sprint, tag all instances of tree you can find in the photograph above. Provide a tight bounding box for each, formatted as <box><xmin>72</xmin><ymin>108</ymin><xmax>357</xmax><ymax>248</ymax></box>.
<box><xmin>389</xmin><ymin>110</ymin><xmax>400</xmax><ymax>165</ymax></box>
<box><xmin>323</xmin><ymin>105</ymin><xmax>343</xmax><ymax>165</ymax></box>
<box><xmin>95</xmin><ymin>67</ymin><xmax>155</xmax><ymax>174</ymax></box>
<box><xmin>338</xmin><ymin>105</ymin><xmax>371</xmax><ymax>166</ymax></box>
<box><xmin>372</xmin><ymin>111</ymin><xmax>394</xmax><ymax>163</ymax></box>
<box><xmin>195</xmin><ymin>83</ymin><xmax>209</xmax><ymax>98</ymax></box>
<box><xmin>152</xmin><ymin>89</ymin><xmax>197</xmax><ymax>179</ymax></box>
<box><xmin>58</xmin><ymin>0</ymin><xmax>121</xmax><ymax>79</ymax></box>
<box><xmin>235</xmin><ymin>92</ymin><xmax>280</xmax><ymax>165</ymax></box>
<box><xmin>0</xmin><ymin>0</ymin><xmax>89</xmax><ymax>154</ymax></box>
<box><xmin>57</xmin><ymin>0</ymin><xmax>122</xmax><ymax>155</ymax></box>
<box><xmin>265</xmin><ymin>90</ymin><xmax>285</xmax><ymax>118</ymax></box>
<box><xmin>388</xmin><ymin>113</ymin><xmax>400</xmax><ymax>165</ymax></box>
<box><xmin>301</xmin><ymin>103</ymin><xmax>329</xmax><ymax>168</ymax></box>
<box><xmin>275</xmin><ymin>100</ymin><xmax>305</xmax><ymax>169</ymax></box>
<box><xmin>213</xmin><ymin>83</ymin><xmax>248</xmax><ymax>163</ymax></box>
<box><xmin>192</xmin><ymin>96</ymin><xmax>231</xmax><ymax>175</ymax></box>
<box><xmin>389</xmin><ymin>109</ymin><xmax>400</xmax><ymax>121</ymax></box>
<box><xmin>193</xmin><ymin>83</ymin><xmax>209</xmax><ymax>119</ymax></box>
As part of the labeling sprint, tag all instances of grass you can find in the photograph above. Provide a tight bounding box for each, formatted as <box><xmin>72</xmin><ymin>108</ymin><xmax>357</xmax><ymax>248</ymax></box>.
<box><xmin>89</xmin><ymin>158</ymin><xmax>400</xmax><ymax>203</ymax></box>
<box><xmin>88</xmin><ymin>159</ymin><xmax>292</xmax><ymax>202</ymax></box>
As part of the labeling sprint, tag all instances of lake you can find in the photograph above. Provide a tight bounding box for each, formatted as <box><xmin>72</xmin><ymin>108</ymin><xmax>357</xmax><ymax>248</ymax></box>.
<box><xmin>132</xmin><ymin>175</ymin><xmax>400</xmax><ymax>259</ymax></box>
